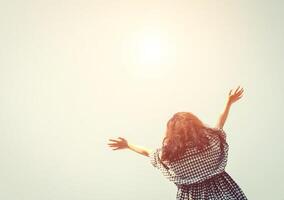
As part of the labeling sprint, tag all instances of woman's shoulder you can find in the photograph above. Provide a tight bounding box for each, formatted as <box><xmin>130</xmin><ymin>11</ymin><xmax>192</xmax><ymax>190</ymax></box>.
<box><xmin>215</xmin><ymin>127</ymin><xmax>227</xmax><ymax>141</ymax></box>
<box><xmin>205</xmin><ymin>126</ymin><xmax>227</xmax><ymax>141</ymax></box>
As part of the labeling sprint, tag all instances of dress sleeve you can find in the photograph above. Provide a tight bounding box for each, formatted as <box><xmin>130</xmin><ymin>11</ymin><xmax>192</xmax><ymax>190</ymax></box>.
<box><xmin>218</xmin><ymin>127</ymin><xmax>227</xmax><ymax>141</ymax></box>
<box><xmin>149</xmin><ymin>148</ymin><xmax>162</xmax><ymax>168</ymax></box>
<box><xmin>149</xmin><ymin>148</ymin><xmax>175</xmax><ymax>181</ymax></box>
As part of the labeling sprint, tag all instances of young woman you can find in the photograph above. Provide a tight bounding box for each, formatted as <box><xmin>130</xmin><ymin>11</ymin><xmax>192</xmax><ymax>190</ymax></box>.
<box><xmin>108</xmin><ymin>86</ymin><xmax>248</xmax><ymax>200</ymax></box>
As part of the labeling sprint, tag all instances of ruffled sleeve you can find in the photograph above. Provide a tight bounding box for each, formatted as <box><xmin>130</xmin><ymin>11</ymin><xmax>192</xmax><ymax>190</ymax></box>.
<box><xmin>149</xmin><ymin>148</ymin><xmax>176</xmax><ymax>181</ymax></box>
<box><xmin>218</xmin><ymin>127</ymin><xmax>227</xmax><ymax>141</ymax></box>
<box><xmin>213</xmin><ymin>127</ymin><xmax>227</xmax><ymax>141</ymax></box>
<box><xmin>149</xmin><ymin>148</ymin><xmax>162</xmax><ymax>168</ymax></box>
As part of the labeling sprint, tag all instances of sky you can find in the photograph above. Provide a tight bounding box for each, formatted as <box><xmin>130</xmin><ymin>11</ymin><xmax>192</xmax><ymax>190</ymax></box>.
<box><xmin>0</xmin><ymin>0</ymin><xmax>283</xmax><ymax>199</ymax></box>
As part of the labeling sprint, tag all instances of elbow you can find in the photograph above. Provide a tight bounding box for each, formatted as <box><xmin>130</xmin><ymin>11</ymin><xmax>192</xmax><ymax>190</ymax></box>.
<box><xmin>142</xmin><ymin>151</ymin><xmax>150</xmax><ymax>157</ymax></box>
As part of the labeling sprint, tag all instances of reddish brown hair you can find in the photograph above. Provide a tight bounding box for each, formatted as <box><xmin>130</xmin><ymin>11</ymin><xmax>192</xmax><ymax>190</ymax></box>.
<box><xmin>161</xmin><ymin>112</ymin><xmax>225</xmax><ymax>163</ymax></box>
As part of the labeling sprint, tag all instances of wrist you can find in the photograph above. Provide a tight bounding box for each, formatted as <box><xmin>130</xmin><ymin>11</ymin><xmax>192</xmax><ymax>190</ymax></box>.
<box><xmin>226</xmin><ymin>99</ymin><xmax>232</xmax><ymax>106</ymax></box>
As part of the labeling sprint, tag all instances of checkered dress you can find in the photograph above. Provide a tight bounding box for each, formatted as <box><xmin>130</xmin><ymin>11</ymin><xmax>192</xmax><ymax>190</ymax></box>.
<box><xmin>149</xmin><ymin>128</ymin><xmax>247</xmax><ymax>200</ymax></box>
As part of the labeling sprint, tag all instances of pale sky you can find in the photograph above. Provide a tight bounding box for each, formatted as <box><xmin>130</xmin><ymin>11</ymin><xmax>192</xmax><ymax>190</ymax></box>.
<box><xmin>0</xmin><ymin>1</ymin><xmax>283</xmax><ymax>199</ymax></box>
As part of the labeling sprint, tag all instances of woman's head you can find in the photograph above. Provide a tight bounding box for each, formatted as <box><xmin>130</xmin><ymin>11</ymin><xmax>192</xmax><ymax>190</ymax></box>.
<box><xmin>165</xmin><ymin>112</ymin><xmax>204</xmax><ymax>137</ymax></box>
<box><xmin>161</xmin><ymin>112</ymin><xmax>215</xmax><ymax>163</ymax></box>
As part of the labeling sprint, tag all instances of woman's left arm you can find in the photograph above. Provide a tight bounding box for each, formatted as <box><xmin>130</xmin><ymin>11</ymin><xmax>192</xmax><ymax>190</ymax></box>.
<box><xmin>108</xmin><ymin>137</ymin><xmax>152</xmax><ymax>157</ymax></box>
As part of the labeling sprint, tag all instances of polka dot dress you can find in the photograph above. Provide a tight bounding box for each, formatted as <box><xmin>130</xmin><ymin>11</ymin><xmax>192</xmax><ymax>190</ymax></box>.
<box><xmin>149</xmin><ymin>128</ymin><xmax>248</xmax><ymax>200</ymax></box>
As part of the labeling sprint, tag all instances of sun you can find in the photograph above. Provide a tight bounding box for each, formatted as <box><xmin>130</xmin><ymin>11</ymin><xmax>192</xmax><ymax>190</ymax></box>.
<box><xmin>121</xmin><ymin>30</ymin><xmax>175</xmax><ymax>79</ymax></box>
<box><xmin>137</xmin><ymin>36</ymin><xmax>163</xmax><ymax>65</ymax></box>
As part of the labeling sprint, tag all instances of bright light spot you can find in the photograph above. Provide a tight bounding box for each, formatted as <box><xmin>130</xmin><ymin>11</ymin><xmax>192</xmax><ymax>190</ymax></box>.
<box><xmin>138</xmin><ymin>37</ymin><xmax>163</xmax><ymax>65</ymax></box>
<box><xmin>121</xmin><ymin>30</ymin><xmax>176</xmax><ymax>80</ymax></box>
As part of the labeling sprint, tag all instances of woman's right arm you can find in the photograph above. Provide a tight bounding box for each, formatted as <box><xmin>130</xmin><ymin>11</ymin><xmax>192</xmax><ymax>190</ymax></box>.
<box><xmin>215</xmin><ymin>86</ymin><xmax>244</xmax><ymax>129</ymax></box>
<box><xmin>108</xmin><ymin>137</ymin><xmax>152</xmax><ymax>157</ymax></box>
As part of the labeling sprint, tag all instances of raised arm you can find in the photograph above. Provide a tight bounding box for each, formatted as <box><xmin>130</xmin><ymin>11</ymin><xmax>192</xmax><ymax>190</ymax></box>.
<box><xmin>108</xmin><ymin>137</ymin><xmax>152</xmax><ymax>157</ymax></box>
<box><xmin>215</xmin><ymin>86</ymin><xmax>244</xmax><ymax>129</ymax></box>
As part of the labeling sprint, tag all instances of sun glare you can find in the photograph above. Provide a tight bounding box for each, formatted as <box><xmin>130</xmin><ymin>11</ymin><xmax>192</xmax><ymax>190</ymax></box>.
<box><xmin>121</xmin><ymin>30</ymin><xmax>175</xmax><ymax>79</ymax></box>
<box><xmin>138</xmin><ymin>36</ymin><xmax>163</xmax><ymax>65</ymax></box>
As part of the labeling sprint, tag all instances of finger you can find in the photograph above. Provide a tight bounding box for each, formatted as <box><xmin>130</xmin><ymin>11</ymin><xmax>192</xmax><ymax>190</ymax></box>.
<box><xmin>108</xmin><ymin>141</ymin><xmax>120</xmax><ymax>145</ymax></box>
<box><xmin>108</xmin><ymin>142</ymin><xmax>120</xmax><ymax>145</ymax></box>
<box><xmin>118</xmin><ymin>137</ymin><xmax>126</xmax><ymax>141</ymax></box>
<box><xmin>236</xmin><ymin>95</ymin><xmax>243</xmax><ymax>100</ymax></box>
<box><xmin>236</xmin><ymin>88</ymin><xmax>244</xmax><ymax>95</ymax></box>
<box><xmin>229</xmin><ymin>89</ymin><xmax>232</xmax><ymax>96</ymax></box>
<box><xmin>113</xmin><ymin>147</ymin><xmax>122</xmax><ymax>150</ymax></box>
<box><xmin>109</xmin><ymin>139</ymin><xmax>119</xmax><ymax>142</ymax></box>
<box><xmin>108</xmin><ymin>143</ymin><xmax>118</xmax><ymax>146</ymax></box>
<box><xmin>239</xmin><ymin>87</ymin><xmax>244</xmax><ymax>92</ymax></box>
<box><xmin>234</xmin><ymin>86</ymin><xmax>240</xmax><ymax>94</ymax></box>
<box><xmin>109</xmin><ymin>145</ymin><xmax>119</xmax><ymax>148</ymax></box>
<box><xmin>235</xmin><ymin>96</ymin><xmax>243</xmax><ymax>101</ymax></box>
<box><xmin>109</xmin><ymin>146</ymin><xmax>120</xmax><ymax>148</ymax></box>
<box><xmin>108</xmin><ymin>143</ymin><xmax>119</xmax><ymax>146</ymax></box>
<box><xmin>108</xmin><ymin>141</ymin><xmax>118</xmax><ymax>144</ymax></box>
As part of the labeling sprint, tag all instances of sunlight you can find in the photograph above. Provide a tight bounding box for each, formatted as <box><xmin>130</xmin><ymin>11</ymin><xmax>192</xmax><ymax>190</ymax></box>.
<box><xmin>137</xmin><ymin>36</ymin><xmax>163</xmax><ymax>65</ymax></box>
<box><xmin>121</xmin><ymin>30</ymin><xmax>175</xmax><ymax>79</ymax></box>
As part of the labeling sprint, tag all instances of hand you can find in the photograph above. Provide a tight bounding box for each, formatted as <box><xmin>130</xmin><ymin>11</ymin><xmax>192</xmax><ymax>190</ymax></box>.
<box><xmin>108</xmin><ymin>137</ymin><xmax>129</xmax><ymax>150</ymax></box>
<box><xmin>227</xmin><ymin>86</ymin><xmax>244</xmax><ymax>105</ymax></box>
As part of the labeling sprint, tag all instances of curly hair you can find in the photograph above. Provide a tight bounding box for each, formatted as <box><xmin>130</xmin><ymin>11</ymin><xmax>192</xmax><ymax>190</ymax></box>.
<box><xmin>161</xmin><ymin>112</ymin><xmax>226</xmax><ymax>163</ymax></box>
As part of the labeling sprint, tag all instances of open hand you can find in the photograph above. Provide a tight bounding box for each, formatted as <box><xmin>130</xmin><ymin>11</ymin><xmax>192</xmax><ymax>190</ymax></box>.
<box><xmin>228</xmin><ymin>86</ymin><xmax>244</xmax><ymax>105</ymax></box>
<box><xmin>108</xmin><ymin>137</ymin><xmax>129</xmax><ymax>150</ymax></box>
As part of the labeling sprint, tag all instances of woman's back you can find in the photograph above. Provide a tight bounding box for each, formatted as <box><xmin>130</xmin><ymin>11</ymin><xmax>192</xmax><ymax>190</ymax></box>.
<box><xmin>150</xmin><ymin>128</ymin><xmax>247</xmax><ymax>200</ymax></box>
<box><xmin>149</xmin><ymin>128</ymin><xmax>228</xmax><ymax>185</ymax></box>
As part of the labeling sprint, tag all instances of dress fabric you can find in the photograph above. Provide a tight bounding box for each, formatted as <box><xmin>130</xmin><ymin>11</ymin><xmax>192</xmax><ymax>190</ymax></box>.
<box><xmin>149</xmin><ymin>128</ymin><xmax>248</xmax><ymax>200</ymax></box>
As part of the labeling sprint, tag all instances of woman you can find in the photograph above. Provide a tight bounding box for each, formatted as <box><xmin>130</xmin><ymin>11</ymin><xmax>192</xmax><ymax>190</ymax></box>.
<box><xmin>108</xmin><ymin>86</ymin><xmax>248</xmax><ymax>200</ymax></box>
